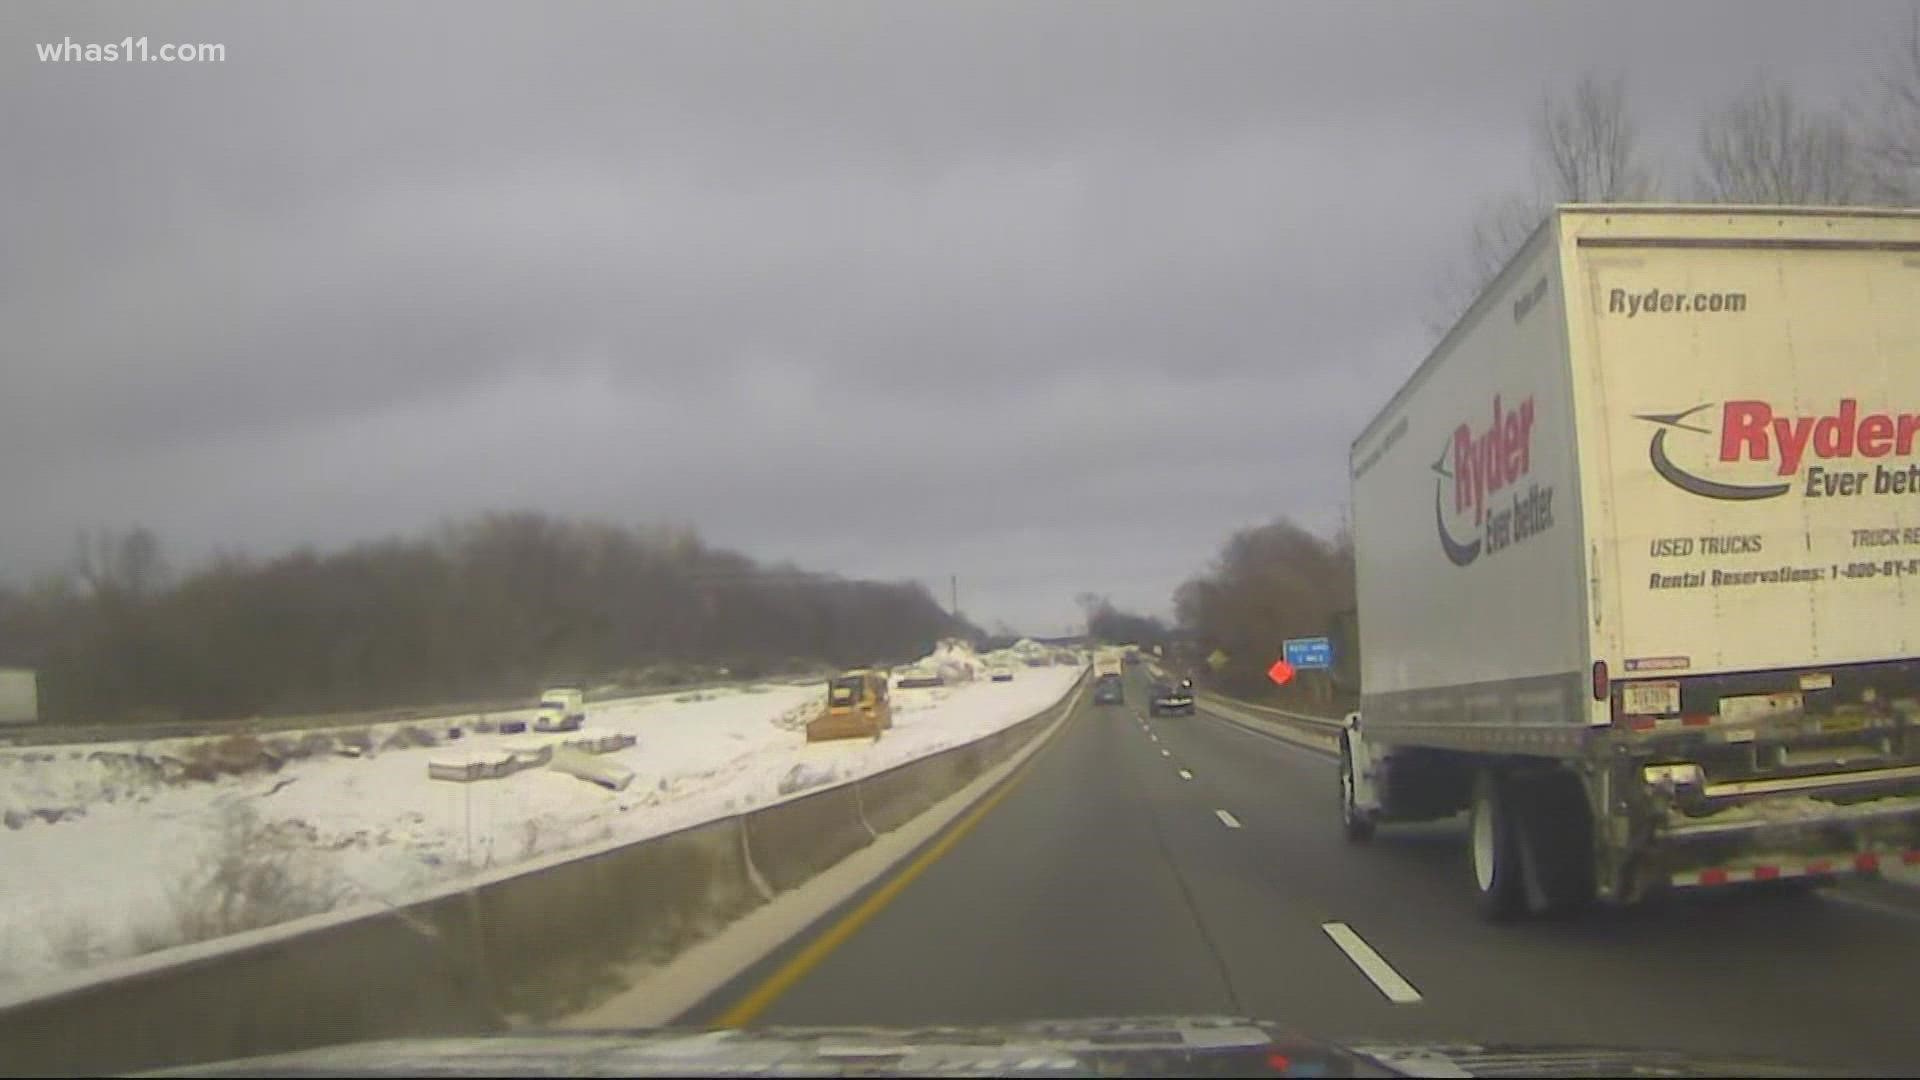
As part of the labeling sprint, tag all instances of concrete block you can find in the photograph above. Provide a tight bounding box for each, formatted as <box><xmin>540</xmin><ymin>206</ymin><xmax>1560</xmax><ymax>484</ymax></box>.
<box><xmin>548</xmin><ymin>747</ymin><xmax>634</xmax><ymax>791</ymax></box>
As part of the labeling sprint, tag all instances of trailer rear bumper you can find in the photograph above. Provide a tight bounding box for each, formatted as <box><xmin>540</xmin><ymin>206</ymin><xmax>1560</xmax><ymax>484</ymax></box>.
<box><xmin>1668</xmin><ymin>848</ymin><xmax>1920</xmax><ymax>889</ymax></box>
<box><xmin>1647</xmin><ymin>791</ymin><xmax>1920</xmax><ymax>891</ymax></box>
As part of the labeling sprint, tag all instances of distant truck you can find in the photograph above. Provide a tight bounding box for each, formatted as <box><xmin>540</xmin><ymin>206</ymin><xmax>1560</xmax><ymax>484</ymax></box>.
<box><xmin>1339</xmin><ymin>205</ymin><xmax>1920</xmax><ymax>920</ymax></box>
<box><xmin>0</xmin><ymin>669</ymin><xmax>36</xmax><ymax>726</ymax></box>
<box><xmin>1093</xmin><ymin>652</ymin><xmax>1124</xmax><ymax>680</ymax></box>
<box><xmin>533</xmin><ymin>687</ymin><xmax>585</xmax><ymax>733</ymax></box>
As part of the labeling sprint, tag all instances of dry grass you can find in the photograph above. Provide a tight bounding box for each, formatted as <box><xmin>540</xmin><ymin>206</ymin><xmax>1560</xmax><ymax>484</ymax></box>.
<box><xmin>139</xmin><ymin>803</ymin><xmax>351</xmax><ymax>950</ymax></box>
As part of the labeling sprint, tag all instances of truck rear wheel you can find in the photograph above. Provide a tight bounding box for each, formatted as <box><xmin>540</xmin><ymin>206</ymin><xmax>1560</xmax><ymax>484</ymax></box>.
<box><xmin>1511</xmin><ymin>771</ymin><xmax>1596</xmax><ymax>917</ymax></box>
<box><xmin>1340</xmin><ymin>734</ymin><xmax>1375</xmax><ymax>843</ymax></box>
<box><xmin>1470</xmin><ymin>770</ymin><xmax>1524</xmax><ymax>921</ymax></box>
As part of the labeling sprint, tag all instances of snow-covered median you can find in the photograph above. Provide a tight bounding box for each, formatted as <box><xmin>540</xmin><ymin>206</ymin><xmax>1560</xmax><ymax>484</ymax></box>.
<box><xmin>0</xmin><ymin>664</ymin><xmax>1082</xmax><ymax>990</ymax></box>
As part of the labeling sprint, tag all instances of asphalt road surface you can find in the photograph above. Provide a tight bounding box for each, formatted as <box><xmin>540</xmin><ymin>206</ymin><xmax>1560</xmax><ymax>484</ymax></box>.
<box><xmin>684</xmin><ymin>667</ymin><xmax>1920</xmax><ymax>1075</ymax></box>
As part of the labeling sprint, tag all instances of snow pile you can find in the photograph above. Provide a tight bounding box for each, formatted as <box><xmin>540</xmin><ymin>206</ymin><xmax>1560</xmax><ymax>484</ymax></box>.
<box><xmin>923</xmin><ymin>637</ymin><xmax>983</xmax><ymax>684</ymax></box>
<box><xmin>0</xmin><ymin>665</ymin><xmax>1081</xmax><ymax>990</ymax></box>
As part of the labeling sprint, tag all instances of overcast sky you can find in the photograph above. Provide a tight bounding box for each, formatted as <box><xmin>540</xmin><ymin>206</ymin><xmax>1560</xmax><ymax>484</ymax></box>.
<box><xmin>3</xmin><ymin>1</ymin><xmax>1910</xmax><ymax>635</ymax></box>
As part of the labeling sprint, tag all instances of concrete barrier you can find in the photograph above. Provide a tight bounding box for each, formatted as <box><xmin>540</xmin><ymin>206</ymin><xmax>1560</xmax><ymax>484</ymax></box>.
<box><xmin>0</xmin><ymin>672</ymin><xmax>1085</xmax><ymax>1077</ymax></box>
<box><xmin>0</xmin><ymin>815</ymin><xmax>764</xmax><ymax>1076</ymax></box>
<box><xmin>470</xmin><ymin>817</ymin><xmax>760</xmax><ymax>1019</ymax></box>
<box><xmin>857</xmin><ymin>690</ymin><xmax>1071</xmax><ymax>835</ymax></box>
<box><xmin>742</xmin><ymin>785</ymin><xmax>873</xmax><ymax>894</ymax></box>
<box><xmin>0</xmin><ymin>890</ymin><xmax>498</xmax><ymax>1077</ymax></box>
<box><xmin>858</xmin><ymin>748</ymin><xmax>971</xmax><ymax>835</ymax></box>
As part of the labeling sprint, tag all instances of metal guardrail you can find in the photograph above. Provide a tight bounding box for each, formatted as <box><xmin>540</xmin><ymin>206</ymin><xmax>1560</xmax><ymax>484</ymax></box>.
<box><xmin>1202</xmin><ymin>691</ymin><xmax>1345</xmax><ymax>730</ymax></box>
<box><xmin>1192</xmin><ymin>692</ymin><xmax>1341</xmax><ymax>759</ymax></box>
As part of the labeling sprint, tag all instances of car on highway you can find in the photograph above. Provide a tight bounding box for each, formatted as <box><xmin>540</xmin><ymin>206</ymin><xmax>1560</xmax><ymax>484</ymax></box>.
<box><xmin>1148</xmin><ymin>680</ymin><xmax>1194</xmax><ymax>717</ymax></box>
<box><xmin>1092</xmin><ymin>674</ymin><xmax>1125</xmax><ymax>705</ymax></box>
<box><xmin>989</xmin><ymin>666</ymin><xmax>1015</xmax><ymax>683</ymax></box>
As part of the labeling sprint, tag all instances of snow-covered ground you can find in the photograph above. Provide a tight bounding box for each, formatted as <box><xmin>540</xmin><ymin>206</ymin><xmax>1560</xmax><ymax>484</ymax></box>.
<box><xmin>0</xmin><ymin>649</ymin><xmax>1081</xmax><ymax>990</ymax></box>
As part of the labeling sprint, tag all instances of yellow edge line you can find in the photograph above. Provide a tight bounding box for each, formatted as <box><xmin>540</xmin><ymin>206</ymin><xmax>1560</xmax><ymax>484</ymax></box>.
<box><xmin>711</xmin><ymin>689</ymin><xmax>1082</xmax><ymax>1028</ymax></box>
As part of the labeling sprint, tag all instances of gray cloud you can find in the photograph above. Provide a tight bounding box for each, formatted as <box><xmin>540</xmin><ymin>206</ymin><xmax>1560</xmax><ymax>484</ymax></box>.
<box><xmin>3</xmin><ymin>0</ymin><xmax>1908</xmax><ymax>634</ymax></box>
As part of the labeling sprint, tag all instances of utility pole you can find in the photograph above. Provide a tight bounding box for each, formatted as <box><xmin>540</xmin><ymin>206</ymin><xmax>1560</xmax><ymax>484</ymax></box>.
<box><xmin>950</xmin><ymin>574</ymin><xmax>959</xmax><ymax>620</ymax></box>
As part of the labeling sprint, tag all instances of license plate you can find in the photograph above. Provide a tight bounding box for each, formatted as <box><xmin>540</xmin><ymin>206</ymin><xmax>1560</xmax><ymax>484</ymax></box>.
<box><xmin>1623</xmin><ymin>681</ymin><xmax>1680</xmax><ymax>716</ymax></box>
<box><xmin>1819</xmin><ymin>714</ymin><xmax>1869</xmax><ymax>735</ymax></box>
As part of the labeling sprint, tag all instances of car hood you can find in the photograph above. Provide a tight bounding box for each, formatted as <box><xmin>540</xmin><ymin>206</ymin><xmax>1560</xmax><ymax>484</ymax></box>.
<box><xmin>137</xmin><ymin>1016</ymin><xmax>1837</xmax><ymax>1078</ymax></box>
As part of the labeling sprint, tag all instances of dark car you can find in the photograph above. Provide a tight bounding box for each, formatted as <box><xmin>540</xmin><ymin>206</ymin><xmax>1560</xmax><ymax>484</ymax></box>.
<box><xmin>1149</xmin><ymin>679</ymin><xmax>1195</xmax><ymax>717</ymax></box>
<box><xmin>1092</xmin><ymin>674</ymin><xmax>1125</xmax><ymax>705</ymax></box>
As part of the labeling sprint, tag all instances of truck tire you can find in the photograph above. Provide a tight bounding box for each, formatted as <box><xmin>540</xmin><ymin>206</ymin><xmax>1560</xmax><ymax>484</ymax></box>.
<box><xmin>1470</xmin><ymin>770</ymin><xmax>1525</xmax><ymax>922</ymax></box>
<box><xmin>1511</xmin><ymin>771</ymin><xmax>1596</xmax><ymax>917</ymax></box>
<box><xmin>1340</xmin><ymin>734</ymin><xmax>1375</xmax><ymax>843</ymax></box>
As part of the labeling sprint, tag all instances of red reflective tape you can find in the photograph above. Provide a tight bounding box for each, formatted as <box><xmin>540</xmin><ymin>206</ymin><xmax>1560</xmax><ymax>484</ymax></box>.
<box><xmin>1807</xmin><ymin>859</ymin><xmax>1834</xmax><ymax>874</ymax></box>
<box><xmin>1903</xmin><ymin>851</ymin><xmax>1920</xmax><ymax>866</ymax></box>
<box><xmin>1699</xmin><ymin>868</ymin><xmax>1729</xmax><ymax>886</ymax></box>
<box><xmin>1753</xmin><ymin>865</ymin><xmax>1779</xmax><ymax>880</ymax></box>
<box><xmin>1682</xmin><ymin>714</ymin><xmax>1712</xmax><ymax>727</ymax></box>
<box><xmin>1856</xmin><ymin>853</ymin><xmax>1881</xmax><ymax>872</ymax></box>
<box><xmin>1628</xmin><ymin>717</ymin><xmax>1657</xmax><ymax>731</ymax></box>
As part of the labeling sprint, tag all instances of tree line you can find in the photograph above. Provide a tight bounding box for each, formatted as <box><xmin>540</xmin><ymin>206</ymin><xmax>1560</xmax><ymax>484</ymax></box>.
<box><xmin>1072</xmin><ymin>519</ymin><xmax>1356</xmax><ymax>709</ymax></box>
<box><xmin>1171</xmin><ymin>519</ymin><xmax>1354</xmax><ymax>706</ymax></box>
<box><xmin>0</xmin><ymin>514</ymin><xmax>972</xmax><ymax>725</ymax></box>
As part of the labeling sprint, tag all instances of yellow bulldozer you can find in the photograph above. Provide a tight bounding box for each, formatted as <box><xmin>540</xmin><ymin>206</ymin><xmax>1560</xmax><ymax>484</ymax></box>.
<box><xmin>805</xmin><ymin>668</ymin><xmax>893</xmax><ymax>743</ymax></box>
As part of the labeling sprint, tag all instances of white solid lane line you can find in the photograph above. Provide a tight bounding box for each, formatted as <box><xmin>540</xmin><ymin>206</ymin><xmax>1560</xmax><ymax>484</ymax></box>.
<box><xmin>1178</xmin><ymin>769</ymin><xmax>1193</xmax><ymax>780</ymax></box>
<box><xmin>1214</xmin><ymin>809</ymin><xmax>1242</xmax><ymax>829</ymax></box>
<box><xmin>1321</xmin><ymin>922</ymin><xmax>1422</xmax><ymax>1004</ymax></box>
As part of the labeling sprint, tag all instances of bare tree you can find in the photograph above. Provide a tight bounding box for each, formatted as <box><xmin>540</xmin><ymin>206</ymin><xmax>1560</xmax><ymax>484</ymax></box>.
<box><xmin>1539</xmin><ymin>73</ymin><xmax>1657</xmax><ymax>206</ymax></box>
<box><xmin>1433</xmin><ymin>73</ymin><xmax>1655</xmax><ymax>336</ymax></box>
<box><xmin>1696</xmin><ymin>80</ymin><xmax>1865</xmax><ymax>205</ymax></box>
<box><xmin>1859</xmin><ymin>8</ymin><xmax>1920</xmax><ymax>204</ymax></box>
<box><xmin>72</xmin><ymin>526</ymin><xmax>168</xmax><ymax>599</ymax></box>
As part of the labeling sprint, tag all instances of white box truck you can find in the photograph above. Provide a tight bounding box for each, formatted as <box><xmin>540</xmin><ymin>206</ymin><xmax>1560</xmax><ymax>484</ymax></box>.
<box><xmin>1339</xmin><ymin>205</ymin><xmax>1920</xmax><ymax>920</ymax></box>
<box><xmin>533</xmin><ymin>687</ymin><xmax>585</xmax><ymax>733</ymax></box>
<box><xmin>0</xmin><ymin>669</ymin><xmax>37</xmax><ymax>726</ymax></box>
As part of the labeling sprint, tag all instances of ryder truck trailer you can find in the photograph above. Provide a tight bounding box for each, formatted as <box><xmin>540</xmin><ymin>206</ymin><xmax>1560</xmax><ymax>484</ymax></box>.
<box><xmin>1338</xmin><ymin>205</ymin><xmax>1920</xmax><ymax>920</ymax></box>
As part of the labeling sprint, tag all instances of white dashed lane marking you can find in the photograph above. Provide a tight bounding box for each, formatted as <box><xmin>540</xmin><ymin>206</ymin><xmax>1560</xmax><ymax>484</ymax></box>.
<box><xmin>1214</xmin><ymin>809</ymin><xmax>1241</xmax><ymax>829</ymax></box>
<box><xmin>1321</xmin><ymin>922</ymin><xmax>1422</xmax><ymax>1004</ymax></box>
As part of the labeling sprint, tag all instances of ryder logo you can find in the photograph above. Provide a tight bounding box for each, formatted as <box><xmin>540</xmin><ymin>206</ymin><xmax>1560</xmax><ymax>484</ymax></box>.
<box><xmin>1433</xmin><ymin>394</ymin><xmax>1556</xmax><ymax>567</ymax></box>
<box><xmin>1637</xmin><ymin>400</ymin><xmax>1920</xmax><ymax>501</ymax></box>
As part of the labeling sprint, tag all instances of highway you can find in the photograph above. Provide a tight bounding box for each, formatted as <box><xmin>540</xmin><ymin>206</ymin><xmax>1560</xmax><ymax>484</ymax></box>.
<box><xmin>684</xmin><ymin>666</ymin><xmax>1920</xmax><ymax>1075</ymax></box>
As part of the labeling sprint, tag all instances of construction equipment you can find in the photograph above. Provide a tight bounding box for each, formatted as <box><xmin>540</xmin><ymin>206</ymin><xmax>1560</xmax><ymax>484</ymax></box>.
<box><xmin>806</xmin><ymin>669</ymin><xmax>893</xmax><ymax>742</ymax></box>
